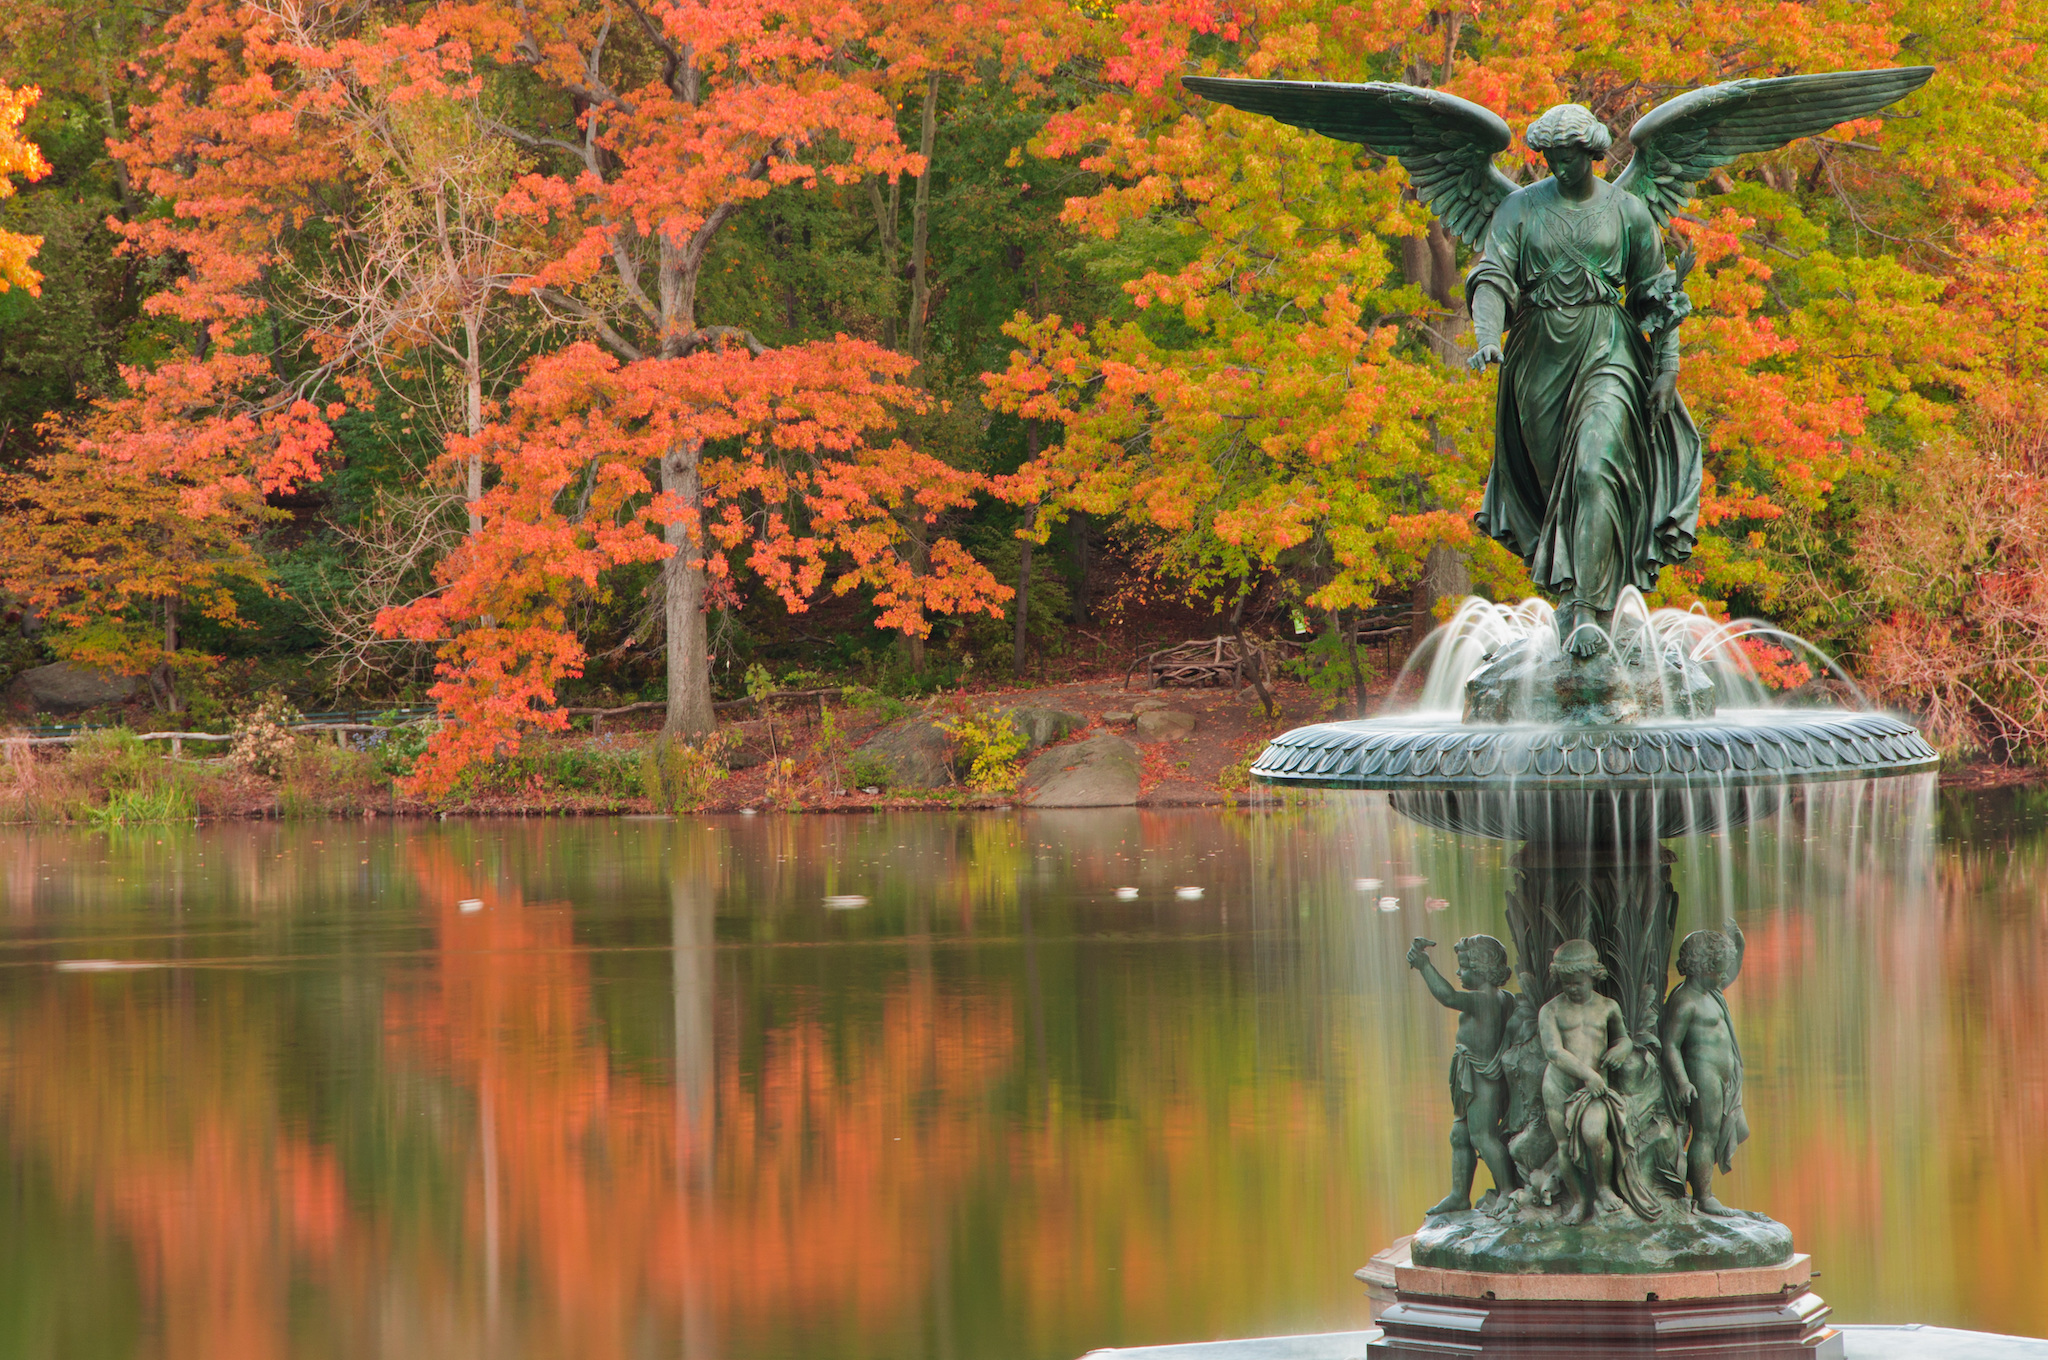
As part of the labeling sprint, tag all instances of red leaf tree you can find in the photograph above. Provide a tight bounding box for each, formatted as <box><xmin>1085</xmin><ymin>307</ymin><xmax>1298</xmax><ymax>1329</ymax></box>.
<box><xmin>368</xmin><ymin>0</ymin><xmax>1012</xmax><ymax>789</ymax></box>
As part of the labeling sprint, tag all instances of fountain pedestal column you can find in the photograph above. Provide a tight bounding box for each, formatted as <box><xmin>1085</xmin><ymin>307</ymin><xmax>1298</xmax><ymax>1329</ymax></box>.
<box><xmin>1248</xmin><ymin>628</ymin><xmax>1939</xmax><ymax>1356</ymax></box>
<box><xmin>1403</xmin><ymin>818</ymin><xmax>1794</xmax><ymax>1275</ymax></box>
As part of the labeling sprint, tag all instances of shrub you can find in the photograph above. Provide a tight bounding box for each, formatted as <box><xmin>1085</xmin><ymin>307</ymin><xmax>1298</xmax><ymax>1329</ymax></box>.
<box><xmin>445</xmin><ymin>743</ymin><xmax>644</xmax><ymax>806</ymax></box>
<box><xmin>88</xmin><ymin>782</ymin><xmax>196</xmax><ymax>826</ymax></box>
<box><xmin>840</xmin><ymin>685</ymin><xmax>911</xmax><ymax>723</ymax></box>
<box><xmin>848</xmin><ymin>751</ymin><xmax>894</xmax><ymax>790</ymax></box>
<box><xmin>813</xmin><ymin>707</ymin><xmax>854</xmax><ymax>789</ymax></box>
<box><xmin>280</xmin><ymin>743</ymin><xmax>385</xmax><ymax>818</ymax></box>
<box><xmin>68</xmin><ymin>728</ymin><xmax>156</xmax><ymax>792</ymax></box>
<box><xmin>230</xmin><ymin>693</ymin><xmax>302</xmax><ymax>779</ymax></box>
<box><xmin>641</xmin><ymin>731</ymin><xmax>737</xmax><ymax>813</ymax></box>
<box><xmin>764</xmin><ymin>755</ymin><xmax>801</xmax><ymax>810</ymax></box>
<box><xmin>371</xmin><ymin>715</ymin><xmax>434</xmax><ymax>780</ymax></box>
<box><xmin>937</xmin><ymin>708</ymin><xmax>1027</xmax><ymax>793</ymax></box>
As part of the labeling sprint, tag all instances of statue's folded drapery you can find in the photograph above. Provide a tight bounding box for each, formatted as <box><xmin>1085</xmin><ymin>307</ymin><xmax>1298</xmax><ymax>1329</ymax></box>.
<box><xmin>1560</xmin><ymin>1079</ymin><xmax>1665</xmax><ymax>1220</ymax></box>
<box><xmin>1467</xmin><ymin>179</ymin><xmax>1702</xmax><ymax>611</ymax></box>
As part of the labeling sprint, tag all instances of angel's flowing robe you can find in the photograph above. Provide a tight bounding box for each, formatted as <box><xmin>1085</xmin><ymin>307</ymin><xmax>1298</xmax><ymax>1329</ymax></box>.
<box><xmin>1465</xmin><ymin>179</ymin><xmax>1701</xmax><ymax>611</ymax></box>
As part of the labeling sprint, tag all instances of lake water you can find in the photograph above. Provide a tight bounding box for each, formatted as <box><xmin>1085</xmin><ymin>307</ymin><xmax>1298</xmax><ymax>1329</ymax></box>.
<box><xmin>1</xmin><ymin>782</ymin><xmax>2043</xmax><ymax>1359</ymax></box>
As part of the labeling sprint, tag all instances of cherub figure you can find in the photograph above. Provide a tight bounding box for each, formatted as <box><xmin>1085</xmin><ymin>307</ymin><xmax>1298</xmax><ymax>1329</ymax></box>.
<box><xmin>1539</xmin><ymin>940</ymin><xmax>1662</xmax><ymax>1221</ymax></box>
<box><xmin>1499</xmin><ymin>983</ymin><xmax>1561</xmax><ymax>1208</ymax></box>
<box><xmin>1661</xmin><ymin>922</ymin><xmax>1751</xmax><ymax>1215</ymax></box>
<box><xmin>1408</xmin><ymin>934</ymin><xmax>1519</xmax><ymax>1214</ymax></box>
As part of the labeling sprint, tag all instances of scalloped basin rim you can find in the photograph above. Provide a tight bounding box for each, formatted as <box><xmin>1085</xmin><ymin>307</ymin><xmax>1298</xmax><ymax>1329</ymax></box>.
<box><xmin>1247</xmin><ymin>709</ymin><xmax>1939</xmax><ymax>792</ymax></box>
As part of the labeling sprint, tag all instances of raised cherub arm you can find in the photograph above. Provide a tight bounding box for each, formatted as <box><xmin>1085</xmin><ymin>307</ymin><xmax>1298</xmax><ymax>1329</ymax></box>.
<box><xmin>1407</xmin><ymin>937</ymin><xmax>1479</xmax><ymax>1011</ymax></box>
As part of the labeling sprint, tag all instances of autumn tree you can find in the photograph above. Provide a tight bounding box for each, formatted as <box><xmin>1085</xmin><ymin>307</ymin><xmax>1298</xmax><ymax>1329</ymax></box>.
<box><xmin>361</xmin><ymin>0</ymin><xmax>1009</xmax><ymax>769</ymax></box>
<box><xmin>263</xmin><ymin>4</ymin><xmax>549</xmax><ymax>689</ymax></box>
<box><xmin>0</xmin><ymin>0</ymin><xmax>343</xmax><ymax>707</ymax></box>
<box><xmin>380</xmin><ymin>337</ymin><xmax>996</xmax><ymax>792</ymax></box>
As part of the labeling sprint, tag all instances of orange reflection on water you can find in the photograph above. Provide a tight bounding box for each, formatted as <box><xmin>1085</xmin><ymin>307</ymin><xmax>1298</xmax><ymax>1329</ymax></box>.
<box><xmin>0</xmin><ymin>794</ymin><xmax>2044</xmax><ymax>1359</ymax></box>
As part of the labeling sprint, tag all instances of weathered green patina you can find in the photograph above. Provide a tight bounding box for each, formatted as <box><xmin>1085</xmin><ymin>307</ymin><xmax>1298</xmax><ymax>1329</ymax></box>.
<box><xmin>1190</xmin><ymin>66</ymin><xmax>1939</xmax><ymax>1282</ymax></box>
<box><xmin>1183</xmin><ymin>67</ymin><xmax>1932</xmax><ymax>655</ymax></box>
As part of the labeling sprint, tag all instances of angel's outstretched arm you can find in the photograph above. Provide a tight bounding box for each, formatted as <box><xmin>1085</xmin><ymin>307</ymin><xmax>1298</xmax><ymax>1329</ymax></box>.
<box><xmin>1463</xmin><ymin>214</ymin><xmax>1520</xmax><ymax>369</ymax></box>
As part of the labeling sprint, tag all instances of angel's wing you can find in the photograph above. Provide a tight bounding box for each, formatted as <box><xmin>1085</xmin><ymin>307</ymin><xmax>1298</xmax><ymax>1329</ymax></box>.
<box><xmin>1613</xmin><ymin>67</ymin><xmax>1934</xmax><ymax>225</ymax></box>
<box><xmin>1181</xmin><ymin>77</ymin><xmax>1519</xmax><ymax>248</ymax></box>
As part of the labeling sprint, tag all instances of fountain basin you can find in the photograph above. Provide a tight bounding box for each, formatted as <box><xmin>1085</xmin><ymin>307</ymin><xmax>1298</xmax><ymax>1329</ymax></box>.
<box><xmin>1249</xmin><ymin>710</ymin><xmax>1935</xmax><ymax>796</ymax></box>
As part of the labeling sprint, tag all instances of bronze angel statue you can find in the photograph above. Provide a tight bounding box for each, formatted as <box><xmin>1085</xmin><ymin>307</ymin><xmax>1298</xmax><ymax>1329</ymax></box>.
<box><xmin>1185</xmin><ymin>69</ymin><xmax>1932</xmax><ymax>654</ymax></box>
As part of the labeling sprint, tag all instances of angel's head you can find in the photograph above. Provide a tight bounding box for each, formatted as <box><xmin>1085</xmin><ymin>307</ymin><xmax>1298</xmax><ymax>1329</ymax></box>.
<box><xmin>1527</xmin><ymin>103</ymin><xmax>1613</xmax><ymax>190</ymax></box>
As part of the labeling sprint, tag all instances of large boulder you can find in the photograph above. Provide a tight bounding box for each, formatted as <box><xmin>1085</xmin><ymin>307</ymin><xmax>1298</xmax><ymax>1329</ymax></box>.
<box><xmin>998</xmin><ymin>705</ymin><xmax>1087</xmax><ymax>752</ymax></box>
<box><xmin>6</xmin><ymin>662</ymin><xmax>139</xmax><ymax>715</ymax></box>
<box><xmin>854</xmin><ymin>718</ymin><xmax>955</xmax><ymax>789</ymax></box>
<box><xmin>1022</xmin><ymin>733</ymin><xmax>1141</xmax><ymax>808</ymax></box>
<box><xmin>1135</xmin><ymin>708</ymin><xmax>1196</xmax><ymax>741</ymax></box>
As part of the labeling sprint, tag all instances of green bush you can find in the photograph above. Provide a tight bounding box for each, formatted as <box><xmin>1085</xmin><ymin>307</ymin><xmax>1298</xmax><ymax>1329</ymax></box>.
<box><xmin>450</xmin><ymin>744</ymin><xmax>644</xmax><ymax>803</ymax></box>
<box><xmin>937</xmin><ymin>708</ymin><xmax>1027</xmax><ymax>793</ymax></box>
<box><xmin>640</xmin><ymin>731</ymin><xmax>736</xmax><ymax>813</ymax></box>
<box><xmin>372</xmin><ymin>715</ymin><xmax>434</xmax><ymax>780</ymax></box>
<box><xmin>848</xmin><ymin>751</ymin><xmax>894</xmax><ymax>789</ymax></box>
<box><xmin>67</xmin><ymin>729</ymin><xmax>156</xmax><ymax>792</ymax></box>
<box><xmin>840</xmin><ymin>685</ymin><xmax>911</xmax><ymax>723</ymax></box>
<box><xmin>280</xmin><ymin>743</ymin><xmax>385</xmax><ymax>818</ymax></box>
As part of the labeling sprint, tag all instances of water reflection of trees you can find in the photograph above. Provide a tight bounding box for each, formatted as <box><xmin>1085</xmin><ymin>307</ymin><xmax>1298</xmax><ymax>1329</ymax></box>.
<box><xmin>1</xmin><ymin>789</ymin><xmax>2045</xmax><ymax>1356</ymax></box>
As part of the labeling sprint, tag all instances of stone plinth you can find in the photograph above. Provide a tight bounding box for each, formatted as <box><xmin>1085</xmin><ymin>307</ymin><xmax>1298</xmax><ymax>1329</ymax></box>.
<box><xmin>1359</xmin><ymin>1238</ymin><xmax>1840</xmax><ymax>1358</ymax></box>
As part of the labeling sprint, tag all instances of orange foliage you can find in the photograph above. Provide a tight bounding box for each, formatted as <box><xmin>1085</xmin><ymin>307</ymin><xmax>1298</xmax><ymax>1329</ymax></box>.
<box><xmin>0</xmin><ymin>1</ymin><xmax>341</xmax><ymax>691</ymax></box>
<box><xmin>355</xmin><ymin>0</ymin><xmax>1019</xmax><ymax>780</ymax></box>
<box><xmin>379</xmin><ymin>338</ymin><xmax>1000</xmax><ymax>792</ymax></box>
<box><xmin>0</xmin><ymin>81</ymin><xmax>51</xmax><ymax>295</ymax></box>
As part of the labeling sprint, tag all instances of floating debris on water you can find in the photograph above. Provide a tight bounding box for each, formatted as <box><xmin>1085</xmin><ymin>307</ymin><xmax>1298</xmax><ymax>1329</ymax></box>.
<box><xmin>1115</xmin><ymin>887</ymin><xmax>1140</xmax><ymax>900</ymax></box>
<box><xmin>1175</xmin><ymin>886</ymin><xmax>1204</xmax><ymax>899</ymax></box>
<box><xmin>458</xmin><ymin>899</ymin><xmax>484</xmax><ymax>913</ymax></box>
<box><xmin>1377</xmin><ymin>896</ymin><xmax>1402</xmax><ymax>913</ymax></box>
<box><xmin>1393</xmin><ymin>875</ymin><xmax>1427</xmax><ymax>887</ymax></box>
<box><xmin>55</xmin><ymin>960</ymin><xmax>161</xmax><ymax>973</ymax></box>
<box><xmin>1425</xmin><ymin>897</ymin><xmax>1450</xmax><ymax>912</ymax></box>
<box><xmin>740</xmin><ymin>808</ymin><xmax>758</xmax><ymax>816</ymax></box>
<box><xmin>1354</xmin><ymin>877</ymin><xmax>1382</xmax><ymax>891</ymax></box>
<box><xmin>823</xmin><ymin>895</ymin><xmax>868</xmax><ymax>910</ymax></box>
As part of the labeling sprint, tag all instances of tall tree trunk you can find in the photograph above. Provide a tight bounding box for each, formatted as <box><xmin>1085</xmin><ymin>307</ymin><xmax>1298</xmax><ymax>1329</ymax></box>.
<box><xmin>1070</xmin><ymin>513</ymin><xmax>1092</xmax><ymax>624</ymax></box>
<box><xmin>866</xmin><ymin>174</ymin><xmax>902</xmax><ymax>352</ymax></box>
<box><xmin>1412</xmin><ymin>544</ymin><xmax>1473</xmax><ymax>645</ymax></box>
<box><xmin>162</xmin><ymin>595</ymin><xmax>182</xmax><ymax>715</ymax></box>
<box><xmin>1333</xmin><ymin>605</ymin><xmax>1367</xmax><ymax>716</ymax></box>
<box><xmin>463</xmin><ymin>311</ymin><xmax>484</xmax><ymax>534</ymax></box>
<box><xmin>1013</xmin><ymin>420</ymin><xmax>1040</xmax><ymax>676</ymax></box>
<box><xmin>1399</xmin><ymin>214</ymin><xmax>1471</xmax><ymax>368</ymax></box>
<box><xmin>906</xmin><ymin>70</ymin><xmax>940</xmax><ymax>373</ymax></box>
<box><xmin>1228</xmin><ymin>592</ymin><xmax>1276</xmax><ymax>719</ymax></box>
<box><xmin>662</xmin><ymin>440</ymin><xmax>717</xmax><ymax>738</ymax></box>
<box><xmin>1013</xmin><ymin>508</ymin><xmax>1035</xmax><ymax>678</ymax></box>
<box><xmin>900</xmin><ymin>528</ymin><xmax>928</xmax><ymax>676</ymax></box>
<box><xmin>1425</xmin><ymin>220</ymin><xmax>1470</xmax><ymax>365</ymax></box>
